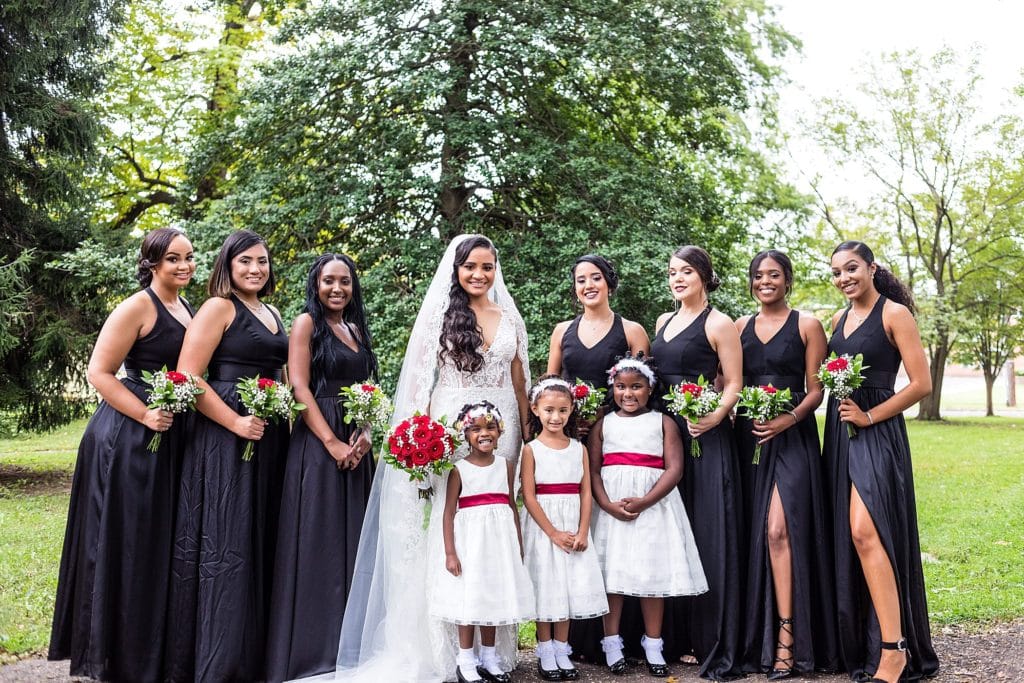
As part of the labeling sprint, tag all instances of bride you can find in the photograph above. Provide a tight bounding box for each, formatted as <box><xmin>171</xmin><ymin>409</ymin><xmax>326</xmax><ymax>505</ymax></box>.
<box><xmin>327</xmin><ymin>234</ymin><xmax>531</xmax><ymax>682</ymax></box>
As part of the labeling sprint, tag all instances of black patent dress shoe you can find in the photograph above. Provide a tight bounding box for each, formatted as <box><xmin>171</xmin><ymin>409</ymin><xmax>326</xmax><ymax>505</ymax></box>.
<box><xmin>646</xmin><ymin>660</ymin><xmax>670</xmax><ymax>677</ymax></box>
<box><xmin>456</xmin><ymin>667</ymin><xmax>483</xmax><ymax>683</ymax></box>
<box><xmin>536</xmin><ymin>660</ymin><xmax>563</xmax><ymax>681</ymax></box>
<box><xmin>608</xmin><ymin>657</ymin><xmax>628</xmax><ymax>675</ymax></box>
<box><xmin>477</xmin><ymin>665</ymin><xmax>512</xmax><ymax>683</ymax></box>
<box><xmin>557</xmin><ymin>664</ymin><xmax>579</xmax><ymax>680</ymax></box>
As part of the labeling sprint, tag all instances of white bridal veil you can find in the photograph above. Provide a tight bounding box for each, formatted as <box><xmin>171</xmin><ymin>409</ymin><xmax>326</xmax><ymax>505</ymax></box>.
<box><xmin>328</xmin><ymin>234</ymin><xmax>530</xmax><ymax>683</ymax></box>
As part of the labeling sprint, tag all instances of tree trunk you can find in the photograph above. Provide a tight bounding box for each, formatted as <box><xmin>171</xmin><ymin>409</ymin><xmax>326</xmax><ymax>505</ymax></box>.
<box><xmin>983</xmin><ymin>370</ymin><xmax>996</xmax><ymax>417</ymax></box>
<box><xmin>437</xmin><ymin>10</ymin><xmax>479</xmax><ymax>238</ymax></box>
<box><xmin>916</xmin><ymin>338</ymin><xmax>948</xmax><ymax>420</ymax></box>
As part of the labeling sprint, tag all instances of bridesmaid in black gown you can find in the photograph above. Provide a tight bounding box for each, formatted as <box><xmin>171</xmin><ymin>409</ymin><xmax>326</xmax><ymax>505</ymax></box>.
<box><xmin>734</xmin><ymin>250</ymin><xmax>839</xmax><ymax>678</ymax></box>
<box><xmin>165</xmin><ymin>230</ymin><xmax>290</xmax><ymax>683</ymax></box>
<box><xmin>824</xmin><ymin>241</ymin><xmax>938</xmax><ymax>682</ymax></box>
<box><xmin>266</xmin><ymin>254</ymin><xmax>379</xmax><ymax>682</ymax></box>
<box><xmin>49</xmin><ymin>228</ymin><xmax>195</xmax><ymax>682</ymax></box>
<box><xmin>651</xmin><ymin>245</ymin><xmax>745</xmax><ymax>681</ymax></box>
<box><xmin>546</xmin><ymin>254</ymin><xmax>649</xmax><ymax>663</ymax></box>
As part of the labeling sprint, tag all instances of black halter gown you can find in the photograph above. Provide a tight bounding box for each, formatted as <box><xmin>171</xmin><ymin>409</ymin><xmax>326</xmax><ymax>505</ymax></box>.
<box><xmin>49</xmin><ymin>288</ymin><xmax>192</xmax><ymax>682</ymax></box>
<box><xmin>735</xmin><ymin>310</ymin><xmax>839</xmax><ymax>674</ymax></box>
<box><xmin>165</xmin><ymin>294</ymin><xmax>290</xmax><ymax>683</ymax></box>
<box><xmin>651</xmin><ymin>307</ymin><xmax>745</xmax><ymax>681</ymax></box>
<box><xmin>823</xmin><ymin>296</ymin><xmax>939</xmax><ymax>680</ymax></box>
<box><xmin>266</xmin><ymin>334</ymin><xmax>376</xmax><ymax>682</ymax></box>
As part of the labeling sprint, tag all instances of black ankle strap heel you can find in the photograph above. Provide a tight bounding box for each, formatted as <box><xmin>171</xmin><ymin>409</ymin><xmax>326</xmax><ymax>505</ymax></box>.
<box><xmin>869</xmin><ymin>637</ymin><xmax>909</xmax><ymax>682</ymax></box>
<box><xmin>768</xmin><ymin>617</ymin><xmax>795</xmax><ymax>680</ymax></box>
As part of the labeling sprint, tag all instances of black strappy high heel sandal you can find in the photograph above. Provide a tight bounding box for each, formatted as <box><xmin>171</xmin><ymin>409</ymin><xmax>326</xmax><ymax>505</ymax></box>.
<box><xmin>767</xmin><ymin>617</ymin><xmax>795</xmax><ymax>680</ymax></box>
<box><xmin>869</xmin><ymin>638</ymin><xmax>909</xmax><ymax>683</ymax></box>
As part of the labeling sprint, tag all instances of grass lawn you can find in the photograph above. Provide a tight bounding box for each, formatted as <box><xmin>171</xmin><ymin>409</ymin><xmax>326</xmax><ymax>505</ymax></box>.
<box><xmin>1</xmin><ymin>417</ymin><xmax>1022</xmax><ymax>655</ymax></box>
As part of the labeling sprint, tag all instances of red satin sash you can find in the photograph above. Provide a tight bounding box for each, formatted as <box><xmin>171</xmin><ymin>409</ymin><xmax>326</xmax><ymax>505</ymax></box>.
<box><xmin>602</xmin><ymin>451</ymin><xmax>664</xmax><ymax>469</ymax></box>
<box><xmin>458</xmin><ymin>492</ymin><xmax>509</xmax><ymax>508</ymax></box>
<box><xmin>535</xmin><ymin>483</ymin><xmax>581</xmax><ymax>495</ymax></box>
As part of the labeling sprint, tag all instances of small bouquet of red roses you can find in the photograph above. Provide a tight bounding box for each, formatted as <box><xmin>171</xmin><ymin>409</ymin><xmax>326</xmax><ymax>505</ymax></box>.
<box><xmin>339</xmin><ymin>382</ymin><xmax>392</xmax><ymax>431</ymax></box>
<box><xmin>817</xmin><ymin>352</ymin><xmax>868</xmax><ymax>438</ymax></box>
<box><xmin>142</xmin><ymin>366</ymin><xmax>204</xmax><ymax>453</ymax></box>
<box><xmin>664</xmin><ymin>375</ymin><xmax>721</xmax><ymax>457</ymax></box>
<box><xmin>237</xmin><ymin>376</ymin><xmax>305</xmax><ymax>461</ymax></box>
<box><xmin>385</xmin><ymin>412</ymin><xmax>462</xmax><ymax>498</ymax></box>
<box><xmin>736</xmin><ymin>384</ymin><xmax>794</xmax><ymax>464</ymax></box>
<box><xmin>571</xmin><ymin>379</ymin><xmax>606</xmax><ymax>421</ymax></box>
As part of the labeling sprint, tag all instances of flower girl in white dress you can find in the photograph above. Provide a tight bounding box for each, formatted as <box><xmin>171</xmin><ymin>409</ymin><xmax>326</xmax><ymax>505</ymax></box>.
<box><xmin>589</xmin><ymin>356</ymin><xmax>708</xmax><ymax>678</ymax></box>
<box><xmin>520</xmin><ymin>376</ymin><xmax>609</xmax><ymax>681</ymax></box>
<box><xmin>432</xmin><ymin>401</ymin><xmax>535</xmax><ymax>683</ymax></box>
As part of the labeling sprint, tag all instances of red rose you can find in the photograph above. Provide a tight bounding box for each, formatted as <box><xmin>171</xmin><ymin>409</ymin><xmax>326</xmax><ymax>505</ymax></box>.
<box><xmin>413</xmin><ymin>426</ymin><xmax>430</xmax><ymax>442</ymax></box>
<box><xmin>425</xmin><ymin>439</ymin><xmax>444</xmax><ymax>461</ymax></box>
<box><xmin>681</xmin><ymin>383</ymin><xmax>702</xmax><ymax>397</ymax></box>
<box><xmin>573</xmin><ymin>384</ymin><xmax>589</xmax><ymax>399</ymax></box>
<box><xmin>430</xmin><ymin>423</ymin><xmax>445</xmax><ymax>438</ymax></box>
<box><xmin>166</xmin><ymin>371</ymin><xmax>188</xmax><ymax>384</ymax></box>
<box><xmin>257</xmin><ymin>377</ymin><xmax>277</xmax><ymax>390</ymax></box>
<box><xmin>826</xmin><ymin>357</ymin><xmax>849</xmax><ymax>372</ymax></box>
<box><xmin>361</xmin><ymin>384</ymin><xmax>375</xmax><ymax>392</ymax></box>
<box><xmin>411</xmin><ymin>449</ymin><xmax>430</xmax><ymax>466</ymax></box>
<box><xmin>761</xmin><ymin>385</ymin><xmax>777</xmax><ymax>394</ymax></box>
<box><xmin>412</xmin><ymin>414</ymin><xmax>430</xmax><ymax>427</ymax></box>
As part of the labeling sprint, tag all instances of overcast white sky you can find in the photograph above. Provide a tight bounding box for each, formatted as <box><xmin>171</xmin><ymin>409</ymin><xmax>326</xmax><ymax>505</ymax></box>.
<box><xmin>772</xmin><ymin>0</ymin><xmax>1024</xmax><ymax>203</ymax></box>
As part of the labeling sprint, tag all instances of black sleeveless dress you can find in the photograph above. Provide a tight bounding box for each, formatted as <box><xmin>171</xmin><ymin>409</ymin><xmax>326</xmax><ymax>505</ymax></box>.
<box><xmin>651</xmin><ymin>307</ymin><xmax>744</xmax><ymax>681</ymax></box>
<box><xmin>165</xmin><ymin>295</ymin><xmax>290</xmax><ymax>683</ymax></box>
<box><xmin>736</xmin><ymin>311</ymin><xmax>839</xmax><ymax>674</ymax></box>
<box><xmin>266</xmin><ymin>335</ymin><xmax>376</xmax><ymax>682</ymax></box>
<box><xmin>49</xmin><ymin>288</ymin><xmax>192</xmax><ymax>682</ymax></box>
<box><xmin>559</xmin><ymin>314</ymin><xmax>641</xmax><ymax>660</ymax></box>
<box><xmin>824</xmin><ymin>296</ymin><xmax>939</xmax><ymax>680</ymax></box>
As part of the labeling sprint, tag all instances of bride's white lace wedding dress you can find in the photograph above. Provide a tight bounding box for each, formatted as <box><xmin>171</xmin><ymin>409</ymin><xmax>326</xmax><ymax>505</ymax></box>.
<box><xmin>304</xmin><ymin>235</ymin><xmax>529</xmax><ymax>683</ymax></box>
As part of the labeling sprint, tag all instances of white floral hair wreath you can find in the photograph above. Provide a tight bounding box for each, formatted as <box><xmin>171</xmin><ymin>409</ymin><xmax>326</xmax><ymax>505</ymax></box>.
<box><xmin>460</xmin><ymin>403</ymin><xmax>505</xmax><ymax>433</ymax></box>
<box><xmin>529</xmin><ymin>377</ymin><xmax>573</xmax><ymax>403</ymax></box>
<box><xmin>607</xmin><ymin>357</ymin><xmax>656</xmax><ymax>386</ymax></box>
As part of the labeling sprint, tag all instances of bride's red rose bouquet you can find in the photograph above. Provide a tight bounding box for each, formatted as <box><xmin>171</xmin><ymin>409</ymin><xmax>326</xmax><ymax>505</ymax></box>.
<box><xmin>142</xmin><ymin>366</ymin><xmax>204</xmax><ymax>453</ymax></box>
<box><xmin>817</xmin><ymin>352</ymin><xmax>868</xmax><ymax>438</ymax></box>
<box><xmin>664</xmin><ymin>375</ymin><xmax>721</xmax><ymax>457</ymax></box>
<box><xmin>385</xmin><ymin>412</ymin><xmax>462</xmax><ymax>498</ymax></box>
<box><xmin>736</xmin><ymin>384</ymin><xmax>794</xmax><ymax>464</ymax></box>
<box><xmin>237</xmin><ymin>376</ymin><xmax>306</xmax><ymax>461</ymax></box>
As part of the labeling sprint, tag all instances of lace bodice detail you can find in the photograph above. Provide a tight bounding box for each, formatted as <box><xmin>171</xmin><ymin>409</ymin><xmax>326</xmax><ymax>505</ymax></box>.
<box><xmin>435</xmin><ymin>314</ymin><xmax>524</xmax><ymax>390</ymax></box>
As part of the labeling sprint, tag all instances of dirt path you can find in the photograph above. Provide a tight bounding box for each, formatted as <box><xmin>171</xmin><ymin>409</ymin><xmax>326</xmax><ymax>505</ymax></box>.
<box><xmin>2</xmin><ymin>620</ymin><xmax>1019</xmax><ymax>682</ymax></box>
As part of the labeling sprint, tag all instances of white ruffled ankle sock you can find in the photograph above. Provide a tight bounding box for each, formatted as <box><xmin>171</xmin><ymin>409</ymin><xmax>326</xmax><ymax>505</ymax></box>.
<box><xmin>457</xmin><ymin>647</ymin><xmax>481</xmax><ymax>681</ymax></box>
<box><xmin>641</xmin><ymin>634</ymin><xmax>666</xmax><ymax>666</ymax></box>
<box><xmin>601</xmin><ymin>634</ymin><xmax>625</xmax><ymax>667</ymax></box>
<box><xmin>536</xmin><ymin>639</ymin><xmax>557</xmax><ymax>671</ymax></box>
<box><xmin>479</xmin><ymin>645</ymin><xmax>503</xmax><ymax>675</ymax></box>
<box><xmin>553</xmin><ymin>640</ymin><xmax>575</xmax><ymax>671</ymax></box>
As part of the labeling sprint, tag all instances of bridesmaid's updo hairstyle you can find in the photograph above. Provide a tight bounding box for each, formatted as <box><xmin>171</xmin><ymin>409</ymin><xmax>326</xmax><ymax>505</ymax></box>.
<box><xmin>672</xmin><ymin>245</ymin><xmax>721</xmax><ymax>293</ymax></box>
<box><xmin>440</xmin><ymin>235</ymin><xmax>497</xmax><ymax>374</ymax></box>
<box><xmin>207</xmin><ymin>229</ymin><xmax>276</xmax><ymax>299</ymax></box>
<box><xmin>527</xmin><ymin>374</ymin><xmax>578</xmax><ymax>438</ymax></box>
<box><xmin>303</xmin><ymin>254</ymin><xmax>379</xmax><ymax>393</ymax></box>
<box><xmin>572</xmin><ymin>254</ymin><xmax>620</xmax><ymax>297</ymax></box>
<box><xmin>831</xmin><ymin>240</ymin><xmax>916</xmax><ymax>315</ymax></box>
<box><xmin>747</xmin><ymin>249</ymin><xmax>794</xmax><ymax>298</ymax></box>
<box><xmin>136</xmin><ymin>227</ymin><xmax>186</xmax><ymax>288</ymax></box>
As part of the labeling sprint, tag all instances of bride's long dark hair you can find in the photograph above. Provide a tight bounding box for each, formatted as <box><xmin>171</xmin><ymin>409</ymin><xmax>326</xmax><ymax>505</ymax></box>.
<box><xmin>439</xmin><ymin>236</ymin><xmax>497</xmax><ymax>373</ymax></box>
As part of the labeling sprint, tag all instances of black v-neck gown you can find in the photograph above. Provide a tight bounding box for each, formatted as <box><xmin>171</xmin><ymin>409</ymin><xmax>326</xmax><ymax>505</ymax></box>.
<box><xmin>823</xmin><ymin>296</ymin><xmax>939</xmax><ymax>680</ymax></box>
<box><xmin>266</xmin><ymin>336</ymin><xmax>375</xmax><ymax>682</ymax></box>
<box><xmin>735</xmin><ymin>310</ymin><xmax>839</xmax><ymax>674</ymax></box>
<box><xmin>165</xmin><ymin>295</ymin><xmax>290</xmax><ymax>683</ymax></box>
<box><xmin>651</xmin><ymin>308</ymin><xmax>745</xmax><ymax>681</ymax></box>
<box><xmin>559</xmin><ymin>314</ymin><xmax>644</xmax><ymax>660</ymax></box>
<box><xmin>49</xmin><ymin>288</ymin><xmax>192</xmax><ymax>682</ymax></box>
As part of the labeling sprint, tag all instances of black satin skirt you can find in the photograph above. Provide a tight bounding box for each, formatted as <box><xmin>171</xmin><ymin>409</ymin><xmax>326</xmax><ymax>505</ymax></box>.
<box><xmin>662</xmin><ymin>417</ymin><xmax>746</xmax><ymax>681</ymax></box>
<box><xmin>49</xmin><ymin>378</ymin><xmax>184</xmax><ymax>682</ymax></box>
<box><xmin>164</xmin><ymin>379</ymin><xmax>289</xmax><ymax>683</ymax></box>
<box><xmin>265</xmin><ymin>396</ymin><xmax>375</xmax><ymax>682</ymax></box>
<box><xmin>735</xmin><ymin>407</ymin><xmax>840</xmax><ymax>675</ymax></box>
<box><xmin>822</xmin><ymin>391</ymin><xmax>939</xmax><ymax>680</ymax></box>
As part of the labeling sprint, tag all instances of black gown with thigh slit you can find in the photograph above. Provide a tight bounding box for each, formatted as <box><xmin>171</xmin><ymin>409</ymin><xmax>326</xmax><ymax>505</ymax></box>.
<box><xmin>823</xmin><ymin>296</ymin><xmax>939</xmax><ymax>680</ymax></box>
<box><xmin>560</xmin><ymin>314</ymin><xmax>645</xmax><ymax>660</ymax></box>
<box><xmin>652</xmin><ymin>307</ymin><xmax>745</xmax><ymax>681</ymax></box>
<box><xmin>49</xmin><ymin>288</ymin><xmax>192</xmax><ymax>683</ymax></box>
<box><xmin>265</xmin><ymin>336</ymin><xmax>376</xmax><ymax>682</ymax></box>
<box><xmin>735</xmin><ymin>310</ymin><xmax>839</xmax><ymax>674</ymax></box>
<box><xmin>164</xmin><ymin>294</ymin><xmax>290</xmax><ymax>683</ymax></box>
